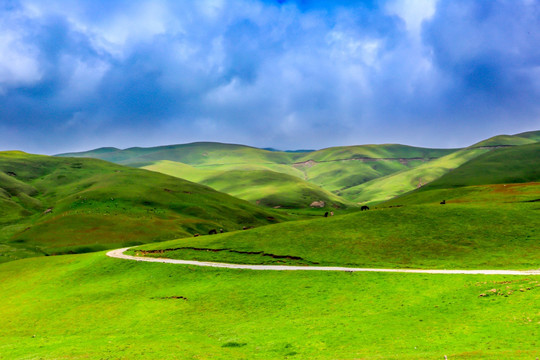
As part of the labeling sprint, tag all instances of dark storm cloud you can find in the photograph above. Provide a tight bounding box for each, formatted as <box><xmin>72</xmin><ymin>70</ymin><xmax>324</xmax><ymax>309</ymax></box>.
<box><xmin>0</xmin><ymin>0</ymin><xmax>539</xmax><ymax>154</ymax></box>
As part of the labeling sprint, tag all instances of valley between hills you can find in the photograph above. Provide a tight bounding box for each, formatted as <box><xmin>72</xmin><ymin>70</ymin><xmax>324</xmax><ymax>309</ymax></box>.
<box><xmin>1</xmin><ymin>130</ymin><xmax>539</xmax><ymax>359</ymax></box>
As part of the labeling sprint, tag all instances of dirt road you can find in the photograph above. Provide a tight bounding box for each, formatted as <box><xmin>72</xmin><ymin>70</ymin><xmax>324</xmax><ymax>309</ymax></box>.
<box><xmin>106</xmin><ymin>248</ymin><xmax>540</xmax><ymax>275</ymax></box>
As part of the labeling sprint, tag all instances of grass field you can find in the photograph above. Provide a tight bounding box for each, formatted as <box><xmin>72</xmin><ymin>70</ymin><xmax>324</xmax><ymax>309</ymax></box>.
<box><xmin>0</xmin><ymin>151</ymin><xmax>283</xmax><ymax>262</ymax></box>
<box><xmin>142</xmin><ymin>160</ymin><xmax>351</xmax><ymax>208</ymax></box>
<box><xmin>340</xmin><ymin>148</ymin><xmax>489</xmax><ymax>204</ymax></box>
<box><xmin>59</xmin><ymin>142</ymin><xmax>460</xmax><ymax>204</ymax></box>
<box><xmin>129</xmin><ymin>181</ymin><xmax>540</xmax><ymax>270</ymax></box>
<box><xmin>2</xmin><ymin>134</ymin><xmax>540</xmax><ymax>359</ymax></box>
<box><xmin>423</xmin><ymin>143</ymin><xmax>540</xmax><ymax>189</ymax></box>
<box><xmin>0</xmin><ymin>251</ymin><xmax>539</xmax><ymax>359</ymax></box>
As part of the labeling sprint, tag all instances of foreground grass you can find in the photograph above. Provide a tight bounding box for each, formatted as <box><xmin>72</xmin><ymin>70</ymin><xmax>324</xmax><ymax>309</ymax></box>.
<box><xmin>1</xmin><ymin>252</ymin><xmax>539</xmax><ymax>359</ymax></box>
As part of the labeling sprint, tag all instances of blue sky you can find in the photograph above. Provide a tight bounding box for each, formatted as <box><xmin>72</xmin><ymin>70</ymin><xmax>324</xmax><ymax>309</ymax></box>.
<box><xmin>1</xmin><ymin>0</ymin><xmax>539</xmax><ymax>154</ymax></box>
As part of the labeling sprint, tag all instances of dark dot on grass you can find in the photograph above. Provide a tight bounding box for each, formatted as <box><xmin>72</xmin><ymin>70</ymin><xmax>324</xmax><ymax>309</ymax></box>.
<box><xmin>222</xmin><ymin>342</ymin><xmax>247</xmax><ymax>348</ymax></box>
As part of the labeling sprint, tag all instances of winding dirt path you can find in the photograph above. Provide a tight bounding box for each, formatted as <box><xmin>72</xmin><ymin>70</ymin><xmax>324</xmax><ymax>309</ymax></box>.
<box><xmin>106</xmin><ymin>248</ymin><xmax>540</xmax><ymax>275</ymax></box>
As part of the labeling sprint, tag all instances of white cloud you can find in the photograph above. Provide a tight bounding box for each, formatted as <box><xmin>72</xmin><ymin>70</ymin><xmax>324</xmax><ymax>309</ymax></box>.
<box><xmin>0</xmin><ymin>27</ymin><xmax>41</xmax><ymax>92</ymax></box>
<box><xmin>386</xmin><ymin>0</ymin><xmax>438</xmax><ymax>38</ymax></box>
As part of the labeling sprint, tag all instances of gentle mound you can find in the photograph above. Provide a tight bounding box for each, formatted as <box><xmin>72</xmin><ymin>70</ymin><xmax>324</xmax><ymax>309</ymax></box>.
<box><xmin>129</xmin><ymin>200</ymin><xmax>540</xmax><ymax>270</ymax></box>
<box><xmin>0</xmin><ymin>151</ymin><xmax>282</xmax><ymax>262</ymax></box>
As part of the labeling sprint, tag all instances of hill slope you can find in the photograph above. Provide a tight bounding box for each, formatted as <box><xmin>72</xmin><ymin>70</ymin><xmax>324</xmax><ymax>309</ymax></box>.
<box><xmin>423</xmin><ymin>142</ymin><xmax>540</xmax><ymax>189</ymax></box>
<box><xmin>340</xmin><ymin>148</ymin><xmax>490</xmax><ymax>204</ymax></box>
<box><xmin>131</xmin><ymin>190</ymin><xmax>540</xmax><ymax>270</ymax></box>
<box><xmin>470</xmin><ymin>134</ymin><xmax>537</xmax><ymax>148</ymax></box>
<box><xmin>0</xmin><ymin>151</ymin><xmax>282</xmax><ymax>262</ymax></box>
<box><xmin>142</xmin><ymin>160</ymin><xmax>351</xmax><ymax>209</ymax></box>
<box><xmin>59</xmin><ymin>142</ymin><xmax>459</xmax><ymax>204</ymax></box>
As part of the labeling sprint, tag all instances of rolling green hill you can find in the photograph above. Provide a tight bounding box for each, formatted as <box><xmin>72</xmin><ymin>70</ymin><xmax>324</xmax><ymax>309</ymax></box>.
<box><xmin>58</xmin><ymin>142</ymin><xmax>301</xmax><ymax>166</ymax></box>
<box><xmin>2</xmin><ymin>135</ymin><xmax>540</xmax><ymax>359</ymax></box>
<box><xmin>422</xmin><ymin>142</ymin><xmax>540</xmax><ymax>189</ymax></box>
<box><xmin>57</xmin><ymin>132</ymin><xmax>538</xmax><ymax>206</ymax></box>
<box><xmin>470</xmin><ymin>134</ymin><xmax>537</xmax><ymax>148</ymax></box>
<box><xmin>338</xmin><ymin>135</ymin><xmax>540</xmax><ymax>204</ymax></box>
<box><xmin>59</xmin><ymin>142</ymin><xmax>459</xmax><ymax>205</ymax></box>
<box><xmin>340</xmin><ymin>148</ymin><xmax>490</xmax><ymax>204</ymax></box>
<box><xmin>515</xmin><ymin>130</ymin><xmax>540</xmax><ymax>142</ymax></box>
<box><xmin>142</xmin><ymin>160</ymin><xmax>351</xmax><ymax>209</ymax></box>
<box><xmin>294</xmin><ymin>144</ymin><xmax>455</xmax><ymax>162</ymax></box>
<box><xmin>131</xmin><ymin>171</ymin><xmax>540</xmax><ymax>270</ymax></box>
<box><xmin>0</xmin><ymin>151</ymin><xmax>283</xmax><ymax>263</ymax></box>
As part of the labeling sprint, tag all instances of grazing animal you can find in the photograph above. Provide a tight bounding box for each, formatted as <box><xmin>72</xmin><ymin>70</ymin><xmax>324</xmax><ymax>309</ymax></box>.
<box><xmin>208</xmin><ymin>229</ymin><xmax>217</xmax><ymax>235</ymax></box>
<box><xmin>440</xmin><ymin>200</ymin><xmax>446</xmax><ymax>205</ymax></box>
<box><xmin>194</xmin><ymin>233</ymin><xmax>200</xmax><ymax>237</ymax></box>
<box><xmin>219</xmin><ymin>228</ymin><xmax>224</xmax><ymax>233</ymax></box>
<box><xmin>324</xmin><ymin>212</ymin><xmax>329</xmax><ymax>217</ymax></box>
<box><xmin>330</xmin><ymin>211</ymin><xmax>334</xmax><ymax>216</ymax></box>
<box><xmin>361</xmin><ymin>205</ymin><xmax>369</xmax><ymax>211</ymax></box>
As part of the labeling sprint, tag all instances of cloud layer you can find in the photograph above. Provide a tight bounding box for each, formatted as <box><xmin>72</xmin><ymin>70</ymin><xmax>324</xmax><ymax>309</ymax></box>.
<box><xmin>1</xmin><ymin>0</ymin><xmax>539</xmax><ymax>153</ymax></box>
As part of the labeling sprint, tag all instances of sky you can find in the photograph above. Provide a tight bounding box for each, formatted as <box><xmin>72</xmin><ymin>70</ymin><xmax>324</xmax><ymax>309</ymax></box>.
<box><xmin>1</xmin><ymin>0</ymin><xmax>539</xmax><ymax>154</ymax></box>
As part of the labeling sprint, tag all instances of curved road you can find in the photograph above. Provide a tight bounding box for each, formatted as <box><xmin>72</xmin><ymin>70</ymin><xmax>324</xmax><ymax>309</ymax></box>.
<box><xmin>107</xmin><ymin>248</ymin><xmax>540</xmax><ymax>275</ymax></box>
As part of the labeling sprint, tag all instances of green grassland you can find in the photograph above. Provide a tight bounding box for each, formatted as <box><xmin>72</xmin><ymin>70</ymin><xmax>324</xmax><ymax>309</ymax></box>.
<box><xmin>2</xmin><ymin>133</ymin><xmax>540</xmax><ymax>359</ymax></box>
<box><xmin>0</xmin><ymin>151</ymin><xmax>283</xmax><ymax>263</ymax></box>
<box><xmin>129</xmin><ymin>197</ymin><xmax>540</xmax><ymax>270</ymax></box>
<box><xmin>341</xmin><ymin>148</ymin><xmax>490</xmax><ymax>204</ymax></box>
<box><xmin>142</xmin><ymin>160</ymin><xmax>351</xmax><ymax>208</ymax></box>
<box><xmin>57</xmin><ymin>132</ymin><xmax>539</xmax><ymax>207</ymax></box>
<box><xmin>59</xmin><ymin>142</ymin><xmax>461</xmax><ymax>205</ymax></box>
<box><xmin>1</xmin><ymin>251</ymin><xmax>539</xmax><ymax>359</ymax></box>
<box><xmin>470</xmin><ymin>134</ymin><xmax>538</xmax><ymax>147</ymax></box>
<box><xmin>515</xmin><ymin>129</ymin><xmax>540</xmax><ymax>142</ymax></box>
<box><xmin>58</xmin><ymin>142</ymin><xmax>302</xmax><ymax>166</ymax></box>
<box><xmin>294</xmin><ymin>143</ymin><xmax>456</xmax><ymax>162</ymax></box>
<box><xmin>130</xmin><ymin>144</ymin><xmax>540</xmax><ymax>270</ymax></box>
<box><xmin>423</xmin><ymin>143</ymin><xmax>540</xmax><ymax>189</ymax></box>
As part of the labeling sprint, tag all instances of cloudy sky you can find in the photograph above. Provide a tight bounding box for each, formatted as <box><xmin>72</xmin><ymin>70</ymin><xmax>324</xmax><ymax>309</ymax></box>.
<box><xmin>1</xmin><ymin>0</ymin><xmax>539</xmax><ymax>154</ymax></box>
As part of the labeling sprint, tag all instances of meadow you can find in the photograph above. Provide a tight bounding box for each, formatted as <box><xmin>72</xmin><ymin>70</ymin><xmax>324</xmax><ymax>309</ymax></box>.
<box><xmin>129</xmin><ymin>190</ymin><xmax>540</xmax><ymax>270</ymax></box>
<box><xmin>0</xmin><ymin>251</ymin><xmax>539</xmax><ymax>359</ymax></box>
<box><xmin>1</xmin><ymin>131</ymin><xmax>539</xmax><ymax>359</ymax></box>
<box><xmin>0</xmin><ymin>151</ymin><xmax>282</xmax><ymax>263</ymax></box>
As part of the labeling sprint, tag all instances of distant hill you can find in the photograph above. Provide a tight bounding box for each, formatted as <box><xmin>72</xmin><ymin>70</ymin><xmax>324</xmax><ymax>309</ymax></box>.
<box><xmin>58</xmin><ymin>142</ymin><xmax>459</xmax><ymax>205</ymax></box>
<box><xmin>0</xmin><ymin>151</ymin><xmax>283</xmax><ymax>262</ymax></box>
<box><xmin>58</xmin><ymin>142</ymin><xmax>301</xmax><ymax>166</ymax></box>
<box><xmin>424</xmin><ymin>142</ymin><xmax>540</xmax><ymax>189</ymax></box>
<box><xmin>514</xmin><ymin>130</ymin><xmax>540</xmax><ymax>142</ymax></box>
<box><xmin>56</xmin><ymin>131</ymin><xmax>538</xmax><ymax>205</ymax></box>
<box><xmin>380</xmin><ymin>142</ymin><xmax>540</xmax><ymax>206</ymax></box>
<box><xmin>470</xmin><ymin>134</ymin><xmax>537</xmax><ymax>148</ymax></box>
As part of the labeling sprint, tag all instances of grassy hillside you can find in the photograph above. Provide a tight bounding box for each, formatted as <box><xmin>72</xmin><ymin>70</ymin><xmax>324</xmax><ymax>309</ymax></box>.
<box><xmin>142</xmin><ymin>160</ymin><xmax>350</xmax><ymax>209</ymax></box>
<box><xmin>470</xmin><ymin>134</ymin><xmax>537</xmax><ymax>148</ymax></box>
<box><xmin>384</xmin><ymin>182</ymin><xmax>540</xmax><ymax>206</ymax></box>
<box><xmin>131</xmin><ymin>195</ymin><xmax>540</xmax><ymax>270</ymax></box>
<box><xmin>199</xmin><ymin>170</ymin><xmax>350</xmax><ymax>208</ymax></box>
<box><xmin>423</xmin><ymin>143</ymin><xmax>540</xmax><ymax>189</ymax></box>
<box><xmin>295</xmin><ymin>144</ymin><xmax>456</xmax><ymax>162</ymax></box>
<box><xmin>58</xmin><ymin>142</ymin><xmax>301</xmax><ymax>166</ymax></box>
<box><xmin>1</xmin><ymin>251</ymin><xmax>539</xmax><ymax>359</ymax></box>
<box><xmin>515</xmin><ymin>130</ymin><xmax>540</xmax><ymax>142</ymax></box>
<box><xmin>60</xmin><ymin>142</ymin><xmax>459</xmax><ymax>205</ymax></box>
<box><xmin>0</xmin><ymin>151</ymin><xmax>283</xmax><ymax>262</ymax></box>
<box><xmin>340</xmin><ymin>148</ymin><xmax>490</xmax><ymax>204</ymax></box>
